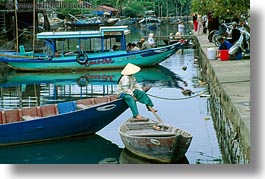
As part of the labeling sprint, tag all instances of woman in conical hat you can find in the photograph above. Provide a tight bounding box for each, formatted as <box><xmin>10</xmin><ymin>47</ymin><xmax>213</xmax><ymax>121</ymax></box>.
<box><xmin>117</xmin><ymin>63</ymin><xmax>157</xmax><ymax>120</ymax></box>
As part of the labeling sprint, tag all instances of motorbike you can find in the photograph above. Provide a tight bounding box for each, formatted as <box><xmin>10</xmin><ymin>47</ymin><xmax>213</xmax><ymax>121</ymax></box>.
<box><xmin>208</xmin><ymin>22</ymin><xmax>232</xmax><ymax>46</ymax></box>
<box><xmin>228</xmin><ymin>27</ymin><xmax>250</xmax><ymax>58</ymax></box>
<box><xmin>211</xmin><ymin>22</ymin><xmax>233</xmax><ymax>47</ymax></box>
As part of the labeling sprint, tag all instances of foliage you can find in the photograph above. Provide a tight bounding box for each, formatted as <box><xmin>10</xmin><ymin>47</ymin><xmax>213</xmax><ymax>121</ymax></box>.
<box><xmin>91</xmin><ymin>0</ymin><xmax>191</xmax><ymax>17</ymax></box>
<box><xmin>191</xmin><ymin>0</ymin><xmax>250</xmax><ymax>21</ymax></box>
<box><xmin>123</xmin><ymin>1</ymin><xmax>154</xmax><ymax>17</ymax></box>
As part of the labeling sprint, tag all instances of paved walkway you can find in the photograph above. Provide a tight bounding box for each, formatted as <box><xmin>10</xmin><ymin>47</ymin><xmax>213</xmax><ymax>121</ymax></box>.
<box><xmin>194</xmin><ymin>32</ymin><xmax>250</xmax><ymax>159</ymax></box>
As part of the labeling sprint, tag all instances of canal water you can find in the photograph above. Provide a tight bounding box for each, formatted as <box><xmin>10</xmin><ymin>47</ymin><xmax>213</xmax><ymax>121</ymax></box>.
<box><xmin>0</xmin><ymin>23</ymin><xmax>224</xmax><ymax>164</ymax></box>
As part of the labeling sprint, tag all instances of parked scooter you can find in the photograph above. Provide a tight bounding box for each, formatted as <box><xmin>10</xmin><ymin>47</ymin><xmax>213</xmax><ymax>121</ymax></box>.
<box><xmin>228</xmin><ymin>27</ymin><xmax>250</xmax><ymax>58</ymax></box>
<box><xmin>211</xmin><ymin>22</ymin><xmax>233</xmax><ymax>47</ymax></box>
<box><xmin>208</xmin><ymin>22</ymin><xmax>232</xmax><ymax>46</ymax></box>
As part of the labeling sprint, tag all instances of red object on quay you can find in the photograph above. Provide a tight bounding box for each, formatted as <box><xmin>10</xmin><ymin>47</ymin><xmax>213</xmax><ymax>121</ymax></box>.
<box><xmin>220</xmin><ymin>50</ymin><xmax>229</xmax><ymax>61</ymax></box>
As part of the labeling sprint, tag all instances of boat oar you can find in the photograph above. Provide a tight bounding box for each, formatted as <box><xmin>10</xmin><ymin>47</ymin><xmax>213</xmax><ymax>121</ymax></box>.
<box><xmin>148</xmin><ymin>106</ymin><xmax>164</xmax><ymax>124</ymax></box>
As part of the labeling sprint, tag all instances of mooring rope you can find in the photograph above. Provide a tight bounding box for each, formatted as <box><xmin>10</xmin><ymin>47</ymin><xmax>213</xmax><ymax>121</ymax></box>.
<box><xmin>147</xmin><ymin>89</ymin><xmax>208</xmax><ymax>100</ymax></box>
<box><xmin>146</xmin><ymin>79</ymin><xmax>250</xmax><ymax>101</ymax></box>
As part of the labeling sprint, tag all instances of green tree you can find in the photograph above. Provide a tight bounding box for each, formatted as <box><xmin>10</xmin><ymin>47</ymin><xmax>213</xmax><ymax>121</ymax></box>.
<box><xmin>191</xmin><ymin>0</ymin><xmax>250</xmax><ymax>28</ymax></box>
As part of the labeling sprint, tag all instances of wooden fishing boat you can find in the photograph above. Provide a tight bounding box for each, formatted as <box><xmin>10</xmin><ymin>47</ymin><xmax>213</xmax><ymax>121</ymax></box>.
<box><xmin>66</xmin><ymin>14</ymin><xmax>103</xmax><ymax>30</ymax></box>
<box><xmin>0</xmin><ymin>92</ymin><xmax>141</xmax><ymax>146</ymax></box>
<box><xmin>0</xmin><ymin>26</ymin><xmax>186</xmax><ymax>72</ymax></box>
<box><xmin>119</xmin><ymin>118</ymin><xmax>192</xmax><ymax>163</ymax></box>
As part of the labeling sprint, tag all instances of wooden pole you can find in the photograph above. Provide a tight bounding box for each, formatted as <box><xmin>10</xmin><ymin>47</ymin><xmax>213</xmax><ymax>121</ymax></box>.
<box><xmin>32</xmin><ymin>0</ymin><xmax>35</xmax><ymax>54</ymax></box>
<box><xmin>148</xmin><ymin>106</ymin><xmax>164</xmax><ymax>123</ymax></box>
<box><xmin>14</xmin><ymin>0</ymin><xmax>18</xmax><ymax>53</ymax></box>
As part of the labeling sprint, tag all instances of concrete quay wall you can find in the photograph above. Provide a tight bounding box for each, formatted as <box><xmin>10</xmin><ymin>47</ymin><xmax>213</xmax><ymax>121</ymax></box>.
<box><xmin>195</xmin><ymin>34</ymin><xmax>250</xmax><ymax>164</ymax></box>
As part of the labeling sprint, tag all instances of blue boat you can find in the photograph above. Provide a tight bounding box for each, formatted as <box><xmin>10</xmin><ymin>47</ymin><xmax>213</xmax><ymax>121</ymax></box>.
<box><xmin>0</xmin><ymin>86</ymin><xmax>149</xmax><ymax>146</ymax></box>
<box><xmin>0</xmin><ymin>26</ymin><xmax>185</xmax><ymax>72</ymax></box>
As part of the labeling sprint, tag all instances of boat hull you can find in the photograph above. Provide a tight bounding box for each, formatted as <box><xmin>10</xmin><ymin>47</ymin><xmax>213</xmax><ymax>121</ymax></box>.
<box><xmin>0</xmin><ymin>97</ymin><xmax>128</xmax><ymax>146</ymax></box>
<box><xmin>0</xmin><ymin>43</ymin><xmax>184</xmax><ymax>72</ymax></box>
<box><xmin>119</xmin><ymin>118</ymin><xmax>192</xmax><ymax>163</ymax></box>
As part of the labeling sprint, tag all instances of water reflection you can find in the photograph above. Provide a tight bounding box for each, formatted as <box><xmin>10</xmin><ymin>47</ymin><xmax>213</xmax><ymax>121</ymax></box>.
<box><xmin>119</xmin><ymin>148</ymin><xmax>189</xmax><ymax>164</ymax></box>
<box><xmin>0</xmin><ymin>65</ymin><xmax>185</xmax><ymax>88</ymax></box>
<box><xmin>0</xmin><ymin>134</ymin><xmax>121</xmax><ymax>164</ymax></box>
<box><xmin>0</xmin><ymin>131</ymin><xmax>190</xmax><ymax>164</ymax></box>
<box><xmin>0</xmin><ymin>65</ymin><xmax>186</xmax><ymax>109</ymax></box>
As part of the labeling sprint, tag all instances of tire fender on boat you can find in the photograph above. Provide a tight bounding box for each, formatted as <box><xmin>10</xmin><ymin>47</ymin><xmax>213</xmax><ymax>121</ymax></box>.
<box><xmin>76</xmin><ymin>53</ymin><xmax>88</xmax><ymax>65</ymax></box>
<box><xmin>77</xmin><ymin>76</ymin><xmax>88</xmax><ymax>87</ymax></box>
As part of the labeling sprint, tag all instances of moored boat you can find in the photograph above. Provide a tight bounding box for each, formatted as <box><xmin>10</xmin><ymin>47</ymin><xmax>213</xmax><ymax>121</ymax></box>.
<box><xmin>0</xmin><ymin>86</ymin><xmax>150</xmax><ymax>146</ymax></box>
<box><xmin>66</xmin><ymin>14</ymin><xmax>103</xmax><ymax>30</ymax></box>
<box><xmin>119</xmin><ymin>118</ymin><xmax>192</xmax><ymax>163</ymax></box>
<box><xmin>0</xmin><ymin>26</ymin><xmax>186</xmax><ymax>72</ymax></box>
<box><xmin>139</xmin><ymin>10</ymin><xmax>161</xmax><ymax>29</ymax></box>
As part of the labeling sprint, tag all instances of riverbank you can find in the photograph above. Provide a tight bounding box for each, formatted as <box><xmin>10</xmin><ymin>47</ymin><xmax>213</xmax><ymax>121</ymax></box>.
<box><xmin>194</xmin><ymin>32</ymin><xmax>250</xmax><ymax>163</ymax></box>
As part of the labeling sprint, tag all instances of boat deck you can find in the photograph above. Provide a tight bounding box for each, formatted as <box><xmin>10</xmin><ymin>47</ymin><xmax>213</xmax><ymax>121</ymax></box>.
<box><xmin>123</xmin><ymin>118</ymin><xmax>176</xmax><ymax>137</ymax></box>
<box><xmin>126</xmin><ymin>129</ymin><xmax>176</xmax><ymax>137</ymax></box>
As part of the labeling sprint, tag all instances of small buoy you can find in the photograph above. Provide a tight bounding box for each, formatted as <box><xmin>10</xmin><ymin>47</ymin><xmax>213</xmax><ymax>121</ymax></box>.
<box><xmin>182</xmin><ymin>65</ymin><xmax>187</xmax><ymax>71</ymax></box>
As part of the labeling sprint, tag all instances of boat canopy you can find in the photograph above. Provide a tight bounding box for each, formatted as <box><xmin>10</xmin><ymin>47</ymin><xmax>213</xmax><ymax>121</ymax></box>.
<box><xmin>36</xmin><ymin>26</ymin><xmax>130</xmax><ymax>54</ymax></box>
<box><xmin>37</xmin><ymin>26</ymin><xmax>130</xmax><ymax>39</ymax></box>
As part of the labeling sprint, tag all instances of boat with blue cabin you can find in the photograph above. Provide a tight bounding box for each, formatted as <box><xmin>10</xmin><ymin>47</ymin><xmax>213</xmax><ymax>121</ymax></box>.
<box><xmin>0</xmin><ymin>26</ymin><xmax>185</xmax><ymax>72</ymax></box>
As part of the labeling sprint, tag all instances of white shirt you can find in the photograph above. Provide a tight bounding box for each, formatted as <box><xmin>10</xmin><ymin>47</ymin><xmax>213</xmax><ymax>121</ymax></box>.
<box><xmin>148</xmin><ymin>37</ymin><xmax>155</xmax><ymax>46</ymax></box>
<box><xmin>117</xmin><ymin>75</ymin><xmax>142</xmax><ymax>96</ymax></box>
<box><xmin>178</xmin><ymin>24</ymin><xmax>185</xmax><ymax>34</ymax></box>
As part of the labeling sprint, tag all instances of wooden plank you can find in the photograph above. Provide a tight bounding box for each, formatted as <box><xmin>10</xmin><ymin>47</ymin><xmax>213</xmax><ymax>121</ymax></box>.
<box><xmin>126</xmin><ymin>129</ymin><xmax>176</xmax><ymax>137</ymax></box>
<box><xmin>76</xmin><ymin>104</ymin><xmax>91</xmax><ymax>110</ymax></box>
<box><xmin>21</xmin><ymin>115</ymin><xmax>39</xmax><ymax>121</ymax></box>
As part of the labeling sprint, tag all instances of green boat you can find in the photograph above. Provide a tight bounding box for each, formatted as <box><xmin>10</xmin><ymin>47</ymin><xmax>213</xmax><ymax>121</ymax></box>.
<box><xmin>0</xmin><ymin>26</ymin><xmax>186</xmax><ymax>72</ymax></box>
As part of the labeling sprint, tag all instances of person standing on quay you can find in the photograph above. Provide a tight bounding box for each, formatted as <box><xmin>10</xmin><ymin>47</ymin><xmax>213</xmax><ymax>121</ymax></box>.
<box><xmin>117</xmin><ymin>63</ymin><xmax>157</xmax><ymax>120</ymax></box>
<box><xmin>177</xmin><ymin>20</ymin><xmax>185</xmax><ymax>35</ymax></box>
<box><xmin>192</xmin><ymin>13</ymin><xmax>198</xmax><ymax>32</ymax></box>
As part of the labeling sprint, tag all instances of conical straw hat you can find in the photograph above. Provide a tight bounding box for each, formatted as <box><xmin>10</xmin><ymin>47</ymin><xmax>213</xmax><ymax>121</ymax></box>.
<box><xmin>121</xmin><ymin>63</ymin><xmax>141</xmax><ymax>75</ymax></box>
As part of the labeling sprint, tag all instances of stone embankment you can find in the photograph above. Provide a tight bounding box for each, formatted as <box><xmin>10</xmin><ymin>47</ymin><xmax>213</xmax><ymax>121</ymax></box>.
<box><xmin>195</xmin><ymin>33</ymin><xmax>250</xmax><ymax>164</ymax></box>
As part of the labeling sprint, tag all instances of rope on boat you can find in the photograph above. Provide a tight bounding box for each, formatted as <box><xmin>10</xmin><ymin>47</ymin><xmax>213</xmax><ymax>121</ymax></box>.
<box><xmin>147</xmin><ymin>89</ymin><xmax>207</xmax><ymax>100</ymax></box>
<box><xmin>147</xmin><ymin>79</ymin><xmax>250</xmax><ymax>101</ymax></box>
<box><xmin>0</xmin><ymin>30</ymin><xmax>33</xmax><ymax>50</ymax></box>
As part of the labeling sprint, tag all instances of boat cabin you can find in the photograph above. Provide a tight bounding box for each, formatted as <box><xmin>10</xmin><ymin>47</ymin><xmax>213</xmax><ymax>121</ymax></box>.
<box><xmin>36</xmin><ymin>26</ymin><xmax>130</xmax><ymax>57</ymax></box>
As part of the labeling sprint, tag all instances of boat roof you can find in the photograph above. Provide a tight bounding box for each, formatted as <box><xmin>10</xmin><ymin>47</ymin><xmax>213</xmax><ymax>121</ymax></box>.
<box><xmin>37</xmin><ymin>26</ymin><xmax>129</xmax><ymax>39</ymax></box>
